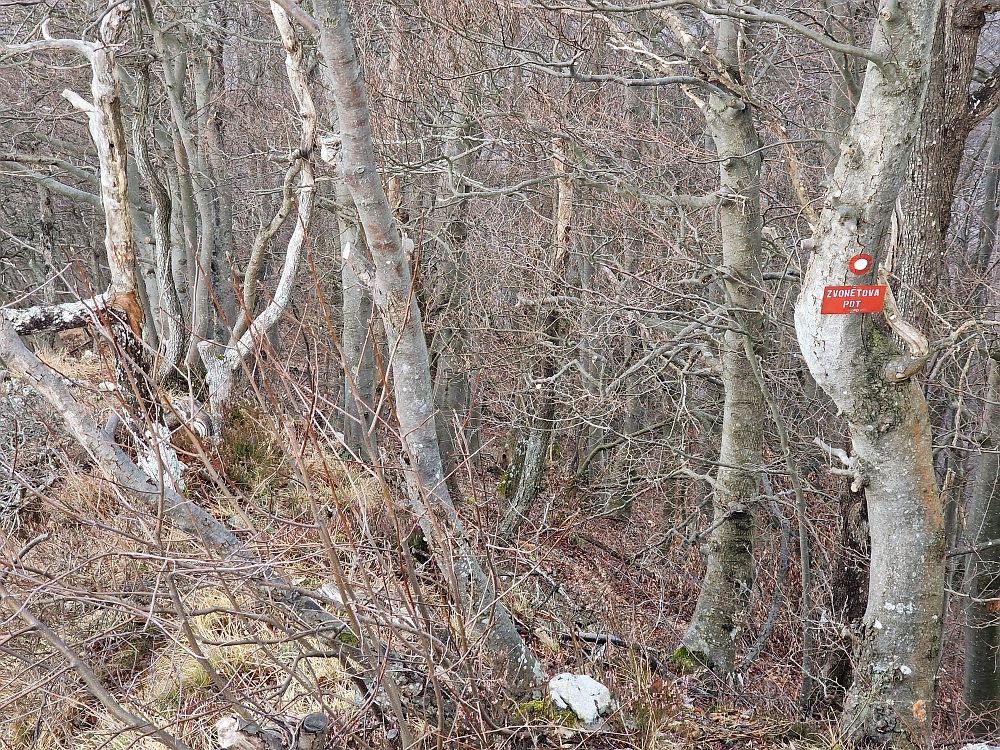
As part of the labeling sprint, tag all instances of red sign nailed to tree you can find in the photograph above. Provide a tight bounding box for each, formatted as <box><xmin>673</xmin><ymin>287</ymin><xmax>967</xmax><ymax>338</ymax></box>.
<box><xmin>821</xmin><ymin>285</ymin><xmax>887</xmax><ymax>314</ymax></box>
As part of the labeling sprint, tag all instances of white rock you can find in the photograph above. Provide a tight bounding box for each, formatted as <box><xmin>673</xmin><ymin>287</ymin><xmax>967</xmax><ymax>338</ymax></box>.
<box><xmin>960</xmin><ymin>745</ymin><xmax>1000</xmax><ymax>750</ymax></box>
<box><xmin>548</xmin><ymin>673</ymin><xmax>614</xmax><ymax>725</ymax></box>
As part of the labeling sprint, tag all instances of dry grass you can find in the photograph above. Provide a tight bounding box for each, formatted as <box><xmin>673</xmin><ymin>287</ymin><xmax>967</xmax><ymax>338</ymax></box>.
<box><xmin>0</xmin><ymin>384</ymin><xmax>972</xmax><ymax>750</ymax></box>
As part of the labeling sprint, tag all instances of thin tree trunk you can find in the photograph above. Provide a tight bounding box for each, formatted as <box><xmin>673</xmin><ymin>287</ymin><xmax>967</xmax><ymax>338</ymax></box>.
<box><xmin>498</xmin><ymin>137</ymin><xmax>572</xmax><ymax>539</ymax></box>
<box><xmin>33</xmin><ymin>181</ymin><xmax>63</xmax><ymax>353</ymax></box>
<box><xmin>198</xmin><ymin>4</ymin><xmax>316</xmax><ymax>420</ymax></box>
<box><xmin>964</xmin><ymin>107</ymin><xmax>1000</xmax><ymax>739</ymax></box>
<box><xmin>430</xmin><ymin>101</ymin><xmax>479</xmax><ymax>495</ymax></box>
<box><xmin>196</xmin><ymin>24</ymin><xmax>237</xmax><ymax>338</ymax></box>
<box><xmin>676</xmin><ymin>14</ymin><xmax>765</xmax><ymax>679</ymax></box>
<box><xmin>965</xmin><ymin>355</ymin><xmax>1000</xmax><ymax>735</ymax></box>
<box><xmin>304</xmin><ymin>0</ymin><xmax>544</xmax><ymax>693</ymax></box>
<box><xmin>132</xmin><ymin>56</ymin><xmax>186</xmax><ymax>381</ymax></box>
<box><xmin>336</xmin><ymin>181</ymin><xmax>376</xmax><ymax>456</ymax></box>
<box><xmin>140</xmin><ymin>0</ymin><xmax>218</xmax><ymax>368</ymax></box>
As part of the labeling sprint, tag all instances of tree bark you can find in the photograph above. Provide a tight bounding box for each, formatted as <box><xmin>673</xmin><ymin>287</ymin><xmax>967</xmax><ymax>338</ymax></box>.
<box><xmin>132</xmin><ymin>55</ymin><xmax>186</xmax><ymax>381</ymax></box>
<box><xmin>2</xmin><ymin>2</ymin><xmax>154</xmax><ymax>418</ymax></box>
<box><xmin>965</xmin><ymin>353</ymin><xmax>1000</xmax><ymax>735</ymax></box>
<box><xmin>429</xmin><ymin>101</ymin><xmax>480</xmax><ymax>495</ymax></box>
<box><xmin>895</xmin><ymin>0</ymin><xmax>989</xmax><ymax>332</ymax></box>
<box><xmin>793</xmin><ymin>0</ymin><xmax>943</xmax><ymax>743</ymax></box>
<box><xmin>139</xmin><ymin>0</ymin><xmax>219</xmax><ymax>369</ymax></box>
<box><xmin>964</xmin><ymin>106</ymin><xmax>1000</xmax><ymax>740</ymax></box>
<box><xmin>675</xmin><ymin>12</ymin><xmax>766</xmax><ymax>679</ymax></box>
<box><xmin>334</xmin><ymin>180</ymin><xmax>376</xmax><ymax>457</ymax></box>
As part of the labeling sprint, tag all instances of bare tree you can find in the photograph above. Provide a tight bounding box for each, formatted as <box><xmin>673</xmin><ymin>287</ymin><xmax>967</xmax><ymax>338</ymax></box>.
<box><xmin>794</xmin><ymin>0</ymin><xmax>943</xmax><ymax>743</ymax></box>
<box><xmin>276</xmin><ymin>0</ymin><xmax>545</xmax><ymax>693</ymax></box>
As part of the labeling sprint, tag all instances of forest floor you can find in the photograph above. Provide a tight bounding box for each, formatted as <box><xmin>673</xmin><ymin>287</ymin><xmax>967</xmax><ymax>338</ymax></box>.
<box><xmin>0</xmin><ymin>349</ymin><xmax>977</xmax><ymax>749</ymax></box>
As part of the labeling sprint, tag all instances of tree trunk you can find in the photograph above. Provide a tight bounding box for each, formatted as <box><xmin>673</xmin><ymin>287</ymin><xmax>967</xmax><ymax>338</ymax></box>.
<box><xmin>793</xmin><ymin>0</ymin><xmax>942</xmax><ymax>743</ymax></box>
<box><xmin>195</xmin><ymin>24</ymin><xmax>237</xmax><ymax>340</ymax></box>
<box><xmin>139</xmin><ymin>0</ymin><xmax>220</xmax><ymax>369</ymax></box>
<box><xmin>336</xmin><ymin>181</ymin><xmax>376</xmax><ymax>457</ymax></box>
<box><xmin>2</xmin><ymin>3</ymin><xmax>155</xmax><ymax>418</ymax></box>
<box><xmin>677</xmin><ymin>16</ymin><xmax>765</xmax><ymax>679</ymax></box>
<box><xmin>198</xmin><ymin>3</ymin><xmax>316</xmax><ymax>420</ymax></box>
<box><xmin>895</xmin><ymin>0</ymin><xmax>987</xmax><ymax>333</ymax></box>
<box><xmin>429</xmin><ymin>101</ymin><xmax>479</xmax><ymax>495</ymax></box>
<box><xmin>498</xmin><ymin>137</ymin><xmax>572</xmax><ymax>539</ymax></box>
<box><xmin>965</xmin><ymin>354</ymin><xmax>1000</xmax><ymax>735</ymax></box>
<box><xmin>132</xmin><ymin>55</ymin><xmax>186</xmax><ymax>381</ymax></box>
<box><xmin>307</xmin><ymin>0</ymin><xmax>544</xmax><ymax>694</ymax></box>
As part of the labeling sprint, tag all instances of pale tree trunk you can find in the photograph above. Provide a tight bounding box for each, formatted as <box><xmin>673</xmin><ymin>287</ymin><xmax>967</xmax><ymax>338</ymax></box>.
<box><xmin>335</xmin><ymin>180</ymin><xmax>377</xmax><ymax>457</ymax></box>
<box><xmin>793</xmin><ymin>0</ymin><xmax>942</xmax><ymax>743</ymax></box>
<box><xmin>673</xmin><ymin>13</ymin><xmax>765</xmax><ymax>679</ymax></box>
<box><xmin>2</xmin><ymin>5</ymin><xmax>153</xmax><ymax>414</ymax></box>
<box><xmin>194</xmin><ymin>24</ymin><xmax>237</xmax><ymax>339</ymax></box>
<box><xmin>677</xmin><ymin>100</ymin><xmax>763</xmax><ymax>676</ymax></box>
<box><xmin>132</xmin><ymin>55</ymin><xmax>186</xmax><ymax>382</ymax></box>
<box><xmin>139</xmin><ymin>0</ymin><xmax>219</xmax><ymax>368</ymax></box>
<box><xmin>231</xmin><ymin>160</ymin><xmax>302</xmax><ymax>343</ymax></box>
<box><xmin>0</xmin><ymin>2</ymin><xmax>200</xmax><ymax>497</ymax></box>
<box><xmin>198</xmin><ymin>3</ymin><xmax>316</xmax><ymax>420</ymax></box>
<box><xmin>294</xmin><ymin>0</ymin><xmax>544</xmax><ymax>693</ymax></box>
<box><xmin>163</xmin><ymin>122</ymin><xmax>196</xmax><ymax>319</ymax></box>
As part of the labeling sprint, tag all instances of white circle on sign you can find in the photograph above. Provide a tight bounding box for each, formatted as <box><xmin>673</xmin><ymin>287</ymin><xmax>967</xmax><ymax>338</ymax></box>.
<box><xmin>848</xmin><ymin>254</ymin><xmax>872</xmax><ymax>275</ymax></box>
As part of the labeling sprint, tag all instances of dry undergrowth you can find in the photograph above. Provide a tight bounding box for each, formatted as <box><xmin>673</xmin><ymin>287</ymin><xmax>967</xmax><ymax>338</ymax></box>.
<box><xmin>0</xmin><ymin>352</ymin><xmax>969</xmax><ymax>750</ymax></box>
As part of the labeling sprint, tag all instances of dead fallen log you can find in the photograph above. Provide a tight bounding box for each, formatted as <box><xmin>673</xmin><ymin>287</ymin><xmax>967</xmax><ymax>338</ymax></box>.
<box><xmin>2</xmin><ymin>291</ymin><xmax>145</xmax><ymax>338</ymax></box>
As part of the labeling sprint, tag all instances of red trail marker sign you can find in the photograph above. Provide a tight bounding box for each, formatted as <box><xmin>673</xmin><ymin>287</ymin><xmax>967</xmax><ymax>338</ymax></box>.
<box><xmin>821</xmin><ymin>285</ymin><xmax>886</xmax><ymax>314</ymax></box>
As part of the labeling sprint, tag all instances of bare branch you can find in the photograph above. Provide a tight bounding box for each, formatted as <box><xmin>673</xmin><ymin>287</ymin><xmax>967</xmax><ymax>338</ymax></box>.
<box><xmin>0</xmin><ymin>161</ymin><xmax>102</xmax><ymax>207</ymax></box>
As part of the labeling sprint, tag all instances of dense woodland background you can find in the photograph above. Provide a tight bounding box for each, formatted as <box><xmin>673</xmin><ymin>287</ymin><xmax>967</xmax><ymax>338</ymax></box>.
<box><xmin>0</xmin><ymin>0</ymin><xmax>999</xmax><ymax>747</ymax></box>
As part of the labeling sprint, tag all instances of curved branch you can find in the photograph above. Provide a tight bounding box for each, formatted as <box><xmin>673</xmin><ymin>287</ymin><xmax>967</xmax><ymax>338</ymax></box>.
<box><xmin>0</xmin><ymin>161</ymin><xmax>102</xmax><ymax>207</ymax></box>
<box><xmin>562</xmin><ymin>0</ymin><xmax>889</xmax><ymax>71</ymax></box>
<box><xmin>230</xmin><ymin>158</ymin><xmax>302</xmax><ymax>342</ymax></box>
<box><xmin>880</xmin><ymin>272</ymin><xmax>930</xmax><ymax>382</ymax></box>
